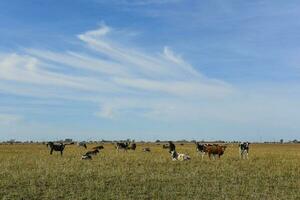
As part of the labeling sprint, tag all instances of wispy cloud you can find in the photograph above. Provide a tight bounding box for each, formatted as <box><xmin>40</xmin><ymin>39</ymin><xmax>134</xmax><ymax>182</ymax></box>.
<box><xmin>0</xmin><ymin>24</ymin><xmax>234</xmax><ymax>120</ymax></box>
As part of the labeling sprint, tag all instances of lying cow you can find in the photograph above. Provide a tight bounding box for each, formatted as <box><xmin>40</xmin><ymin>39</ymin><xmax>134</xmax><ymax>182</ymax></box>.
<box><xmin>143</xmin><ymin>147</ymin><xmax>151</xmax><ymax>152</ymax></box>
<box><xmin>239</xmin><ymin>142</ymin><xmax>250</xmax><ymax>159</ymax></box>
<box><xmin>170</xmin><ymin>150</ymin><xmax>191</xmax><ymax>161</ymax></box>
<box><xmin>81</xmin><ymin>154</ymin><xmax>92</xmax><ymax>160</ymax></box>
<box><xmin>85</xmin><ymin>149</ymin><xmax>99</xmax><ymax>156</ymax></box>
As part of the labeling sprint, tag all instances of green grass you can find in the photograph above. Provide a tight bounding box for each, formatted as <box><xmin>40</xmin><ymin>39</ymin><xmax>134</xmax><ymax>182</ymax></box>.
<box><xmin>0</xmin><ymin>143</ymin><xmax>299</xmax><ymax>199</ymax></box>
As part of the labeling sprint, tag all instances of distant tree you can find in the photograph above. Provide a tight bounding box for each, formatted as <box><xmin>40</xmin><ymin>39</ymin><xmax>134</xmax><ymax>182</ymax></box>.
<box><xmin>155</xmin><ymin>139</ymin><xmax>161</xmax><ymax>143</ymax></box>
<box><xmin>280</xmin><ymin>139</ymin><xmax>284</xmax><ymax>144</ymax></box>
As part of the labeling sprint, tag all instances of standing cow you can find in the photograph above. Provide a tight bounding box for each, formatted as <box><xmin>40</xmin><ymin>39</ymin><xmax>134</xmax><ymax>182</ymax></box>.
<box><xmin>46</xmin><ymin>142</ymin><xmax>73</xmax><ymax>156</ymax></box>
<box><xmin>206</xmin><ymin>144</ymin><xmax>227</xmax><ymax>159</ymax></box>
<box><xmin>195</xmin><ymin>142</ymin><xmax>207</xmax><ymax>159</ymax></box>
<box><xmin>239</xmin><ymin>142</ymin><xmax>250</xmax><ymax>159</ymax></box>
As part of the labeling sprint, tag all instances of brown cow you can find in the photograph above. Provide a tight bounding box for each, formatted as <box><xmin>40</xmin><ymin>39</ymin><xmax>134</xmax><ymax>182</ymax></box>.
<box><xmin>206</xmin><ymin>145</ymin><xmax>227</xmax><ymax>159</ymax></box>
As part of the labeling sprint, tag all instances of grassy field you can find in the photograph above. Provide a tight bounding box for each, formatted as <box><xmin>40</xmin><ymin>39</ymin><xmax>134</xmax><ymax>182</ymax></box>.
<box><xmin>0</xmin><ymin>143</ymin><xmax>299</xmax><ymax>200</ymax></box>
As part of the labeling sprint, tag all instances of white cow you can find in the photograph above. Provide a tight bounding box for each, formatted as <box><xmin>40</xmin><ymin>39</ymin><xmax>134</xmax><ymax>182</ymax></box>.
<box><xmin>170</xmin><ymin>150</ymin><xmax>191</xmax><ymax>161</ymax></box>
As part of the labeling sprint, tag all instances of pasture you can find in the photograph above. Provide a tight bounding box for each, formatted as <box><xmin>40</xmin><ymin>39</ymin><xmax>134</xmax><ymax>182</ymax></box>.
<box><xmin>0</xmin><ymin>143</ymin><xmax>299</xmax><ymax>199</ymax></box>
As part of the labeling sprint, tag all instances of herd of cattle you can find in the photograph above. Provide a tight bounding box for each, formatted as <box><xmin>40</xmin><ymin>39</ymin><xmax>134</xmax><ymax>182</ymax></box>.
<box><xmin>46</xmin><ymin>141</ymin><xmax>250</xmax><ymax>161</ymax></box>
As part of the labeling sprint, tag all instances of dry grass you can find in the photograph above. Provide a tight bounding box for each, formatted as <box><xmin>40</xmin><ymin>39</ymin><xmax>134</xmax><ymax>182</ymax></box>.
<box><xmin>0</xmin><ymin>143</ymin><xmax>299</xmax><ymax>199</ymax></box>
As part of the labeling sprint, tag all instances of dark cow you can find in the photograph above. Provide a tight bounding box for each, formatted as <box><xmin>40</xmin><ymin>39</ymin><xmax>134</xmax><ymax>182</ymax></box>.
<box><xmin>239</xmin><ymin>142</ymin><xmax>250</xmax><ymax>159</ymax></box>
<box><xmin>115</xmin><ymin>142</ymin><xmax>129</xmax><ymax>151</ymax></box>
<box><xmin>206</xmin><ymin>145</ymin><xmax>227</xmax><ymax>159</ymax></box>
<box><xmin>92</xmin><ymin>145</ymin><xmax>104</xmax><ymax>150</ymax></box>
<box><xmin>46</xmin><ymin>142</ymin><xmax>72</xmax><ymax>156</ymax></box>
<box><xmin>85</xmin><ymin>149</ymin><xmax>99</xmax><ymax>156</ymax></box>
<box><xmin>128</xmin><ymin>143</ymin><xmax>136</xmax><ymax>150</ymax></box>
<box><xmin>162</xmin><ymin>144</ymin><xmax>169</xmax><ymax>149</ymax></box>
<box><xmin>168</xmin><ymin>141</ymin><xmax>176</xmax><ymax>153</ymax></box>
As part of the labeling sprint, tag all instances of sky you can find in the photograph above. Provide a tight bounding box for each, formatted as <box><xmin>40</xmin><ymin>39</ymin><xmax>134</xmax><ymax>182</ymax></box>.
<box><xmin>0</xmin><ymin>0</ymin><xmax>300</xmax><ymax>141</ymax></box>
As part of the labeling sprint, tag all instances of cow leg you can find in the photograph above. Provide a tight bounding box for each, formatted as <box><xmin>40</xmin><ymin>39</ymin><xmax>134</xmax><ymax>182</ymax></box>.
<box><xmin>61</xmin><ymin>150</ymin><xmax>63</xmax><ymax>156</ymax></box>
<box><xmin>50</xmin><ymin>148</ymin><xmax>53</xmax><ymax>155</ymax></box>
<box><xmin>201</xmin><ymin>152</ymin><xmax>205</xmax><ymax>160</ymax></box>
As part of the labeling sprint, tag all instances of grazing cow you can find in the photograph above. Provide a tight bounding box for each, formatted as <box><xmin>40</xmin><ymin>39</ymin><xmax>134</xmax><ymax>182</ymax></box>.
<box><xmin>115</xmin><ymin>142</ymin><xmax>129</xmax><ymax>151</ymax></box>
<box><xmin>168</xmin><ymin>141</ymin><xmax>176</xmax><ymax>153</ymax></box>
<box><xmin>46</xmin><ymin>142</ymin><xmax>69</xmax><ymax>156</ymax></box>
<box><xmin>85</xmin><ymin>149</ymin><xmax>99</xmax><ymax>156</ymax></box>
<box><xmin>162</xmin><ymin>144</ymin><xmax>169</xmax><ymax>149</ymax></box>
<box><xmin>143</xmin><ymin>147</ymin><xmax>151</xmax><ymax>152</ymax></box>
<box><xmin>92</xmin><ymin>145</ymin><xmax>104</xmax><ymax>150</ymax></box>
<box><xmin>239</xmin><ymin>142</ymin><xmax>250</xmax><ymax>159</ymax></box>
<box><xmin>81</xmin><ymin>154</ymin><xmax>92</xmax><ymax>160</ymax></box>
<box><xmin>170</xmin><ymin>150</ymin><xmax>191</xmax><ymax>161</ymax></box>
<box><xmin>206</xmin><ymin>145</ymin><xmax>227</xmax><ymax>159</ymax></box>
<box><xmin>77</xmin><ymin>142</ymin><xmax>87</xmax><ymax>149</ymax></box>
<box><xmin>128</xmin><ymin>143</ymin><xmax>136</xmax><ymax>150</ymax></box>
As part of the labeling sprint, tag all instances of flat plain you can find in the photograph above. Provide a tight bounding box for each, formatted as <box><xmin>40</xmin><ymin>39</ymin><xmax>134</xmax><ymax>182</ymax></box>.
<box><xmin>0</xmin><ymin>143</ymin><xmax>299</xmax><ymax>200</ymax></box>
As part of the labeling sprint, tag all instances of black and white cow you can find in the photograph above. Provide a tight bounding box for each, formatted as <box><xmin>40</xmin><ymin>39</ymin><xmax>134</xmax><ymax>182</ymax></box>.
<box><xmin>195</xmin><ymin>142</ymin><xmax>207</xmax><ymax>159</ymax></box>
<box><xmin>46</xmin><ymin>142</ymin><xmax>70</xmax><ymax>156</ymax></box>
<box><xmin>239</xmin><ymin>142</ymin><xmax>250</xmax><ymax>159</ymax></box>
<box><xmin>81</xmin><ymin>154</ymin><xmax>92</xmax><ymax>160</ymax></box>
<box><xmin>170</xmin><ymin>150</ymin><xmax>191</xmax><ymax>161</ymax></box>
<box><xmin>168</xmin><ymin>141</ymin><xmax>176</xmax><ymax>153</ymax></box>
<box><xmin>115</xmin><ymin>142</ymin><xmax>129</xmax><ymax>151</ymax></box>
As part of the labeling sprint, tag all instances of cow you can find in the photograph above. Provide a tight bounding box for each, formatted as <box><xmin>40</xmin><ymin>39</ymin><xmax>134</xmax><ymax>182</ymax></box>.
<box><xmin>168</xmin><ymin>141</ymin><xmax>176</xmax><ymax>153</ymax></box>
<box><xmin>81</xmin><ymin>154</ymin><xmax>92</xmax><ymax>160</ymax></box>
<box><xmin>162</xmin><ymin>144</ymin><xmax>169</xmax><ymax>149</ymax></box>
<box><xmin>77</xmin><ymin>142</ymin><xmax>87</xmax><ymax>149</ymax></box>
<box><xmin>206</xmin><ymin>145</ymin><xmax>227</xmax><ymax>159</ymax></box>
<box><xmin>195</xmin><ymin>142</ymin><xmax>207</xmax><ymax>159</ymax></box>
<box><xmin>239</xmin><ymin>142</ymin><xmax>250</xmax><ymax>159</ymax></box>
<box><xmin>85</xmin><ymin>149</ymin><xmax>99</xmax><ymax>156</ymax></box>
<box><xmin>92</xmin><ymin>145</ymin><xmax>104</xmax><ymax>150</ymax></box>
<box><xmin>46</xmin><ymin>142</ymin><xmax>72</xmax><ymax>156</ymax></box>
<box><xmin>115</xmin><ymin>142</ymin><xmax>129</xmax><ymax>151</ymax></box>
<box><xmin>170</xmin><ymin>150</ymin><xmax>191</xmax><ymax>161</ymax></box>
<box><xmin>128</xmin><ymin>143</ymin><xmax>136</xmax><ymax>150</ymax></box>
<box><xmin>143</xmin><ymin>147</ymin><xmax>151</xmax><ymax>152</ymax></box>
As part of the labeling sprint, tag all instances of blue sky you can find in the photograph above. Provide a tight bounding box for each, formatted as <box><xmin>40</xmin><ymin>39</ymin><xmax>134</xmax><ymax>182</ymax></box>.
<box><xmin>0</xmin><ymin>0</ymin><xmax>300</xmax><ymax>141</ymax></box>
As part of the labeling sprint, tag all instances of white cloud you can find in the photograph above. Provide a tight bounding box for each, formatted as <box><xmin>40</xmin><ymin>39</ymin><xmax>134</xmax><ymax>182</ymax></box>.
<box><xmin>0</xmin><ymin>25</ymin><xmax>235</xmax><ymax>121</ymax></box>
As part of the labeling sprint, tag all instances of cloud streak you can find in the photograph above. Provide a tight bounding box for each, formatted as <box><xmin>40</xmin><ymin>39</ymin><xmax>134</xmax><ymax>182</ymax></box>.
<box><xmin>0</xmin><ymin>24</ymin><xmax>234</xmax><ymax>120</ymax></box>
